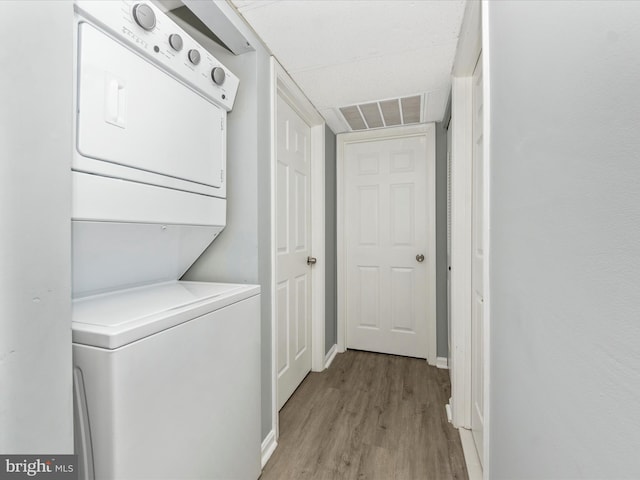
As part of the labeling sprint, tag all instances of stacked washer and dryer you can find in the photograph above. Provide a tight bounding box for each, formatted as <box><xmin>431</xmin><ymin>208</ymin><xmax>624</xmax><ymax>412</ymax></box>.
<box><xmin>71</xmin><ymin>2</ymin><xmax>260</xmax><ymax>479</ymax></box>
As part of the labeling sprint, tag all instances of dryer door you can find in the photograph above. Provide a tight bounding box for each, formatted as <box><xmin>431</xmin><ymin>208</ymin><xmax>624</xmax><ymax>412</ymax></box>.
<box><xmin>76</xmin><ymin>22</ymin><xmax>224</xmax><ymax>189</ymax></box>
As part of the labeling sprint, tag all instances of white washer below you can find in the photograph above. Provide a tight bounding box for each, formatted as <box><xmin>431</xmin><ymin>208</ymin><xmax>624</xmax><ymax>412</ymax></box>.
<box><xmin>72</xmin><ymin>281</ymin><xmax>261</xmax><ymax>480</ymax></box>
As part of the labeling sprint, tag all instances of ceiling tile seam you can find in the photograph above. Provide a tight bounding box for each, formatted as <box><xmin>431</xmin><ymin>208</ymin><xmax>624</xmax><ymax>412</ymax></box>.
<box><xmin>235</xmin><ymin>1</ymin><xmax>280</xmax><ymax>14</ymax></box>
<box><xmin>285</xmin><ymin>40</ymin><xmax>461</xmax><ymax>76</ymax></box>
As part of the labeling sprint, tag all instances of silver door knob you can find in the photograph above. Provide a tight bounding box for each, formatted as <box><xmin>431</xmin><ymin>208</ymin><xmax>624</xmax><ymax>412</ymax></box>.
<box><xmin>307</xmin><ymin>256</ymin><xmax>317</xmax><ymax>265</ymax></box>
<box><xmin>416</xmin><ymin>254</ymin><xmax>425</xmax><ymax>263</ymax></box>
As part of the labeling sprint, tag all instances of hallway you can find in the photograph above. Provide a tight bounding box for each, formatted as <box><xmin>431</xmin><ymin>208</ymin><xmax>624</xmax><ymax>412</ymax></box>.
<box><xmin>261</xmin><ymin>350</ymin><xmax>468</xmax><ymax>480</ymax></box>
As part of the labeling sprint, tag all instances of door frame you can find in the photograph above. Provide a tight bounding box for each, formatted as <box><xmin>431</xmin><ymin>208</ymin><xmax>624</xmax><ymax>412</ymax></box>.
<box><xmin>449</xmin><ymin>0</ymin><xmax>491</xmax><ymax>476</ymax></box>
<box><xmin>269</xmin><ymin>58</ymin><xmax>326</xmax><ymax>447</ymax></box>
<box><xmin>336</xmin><ymin>123</ymin><xmax>437</xmax><ymax>365</ymax></box>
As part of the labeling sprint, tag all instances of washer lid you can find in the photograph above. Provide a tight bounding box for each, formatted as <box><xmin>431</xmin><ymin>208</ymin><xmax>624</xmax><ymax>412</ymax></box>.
<box><xmin>72</xmin><ymin>281</ymin><xmax>260</xmax><ymax>349</ymax></box>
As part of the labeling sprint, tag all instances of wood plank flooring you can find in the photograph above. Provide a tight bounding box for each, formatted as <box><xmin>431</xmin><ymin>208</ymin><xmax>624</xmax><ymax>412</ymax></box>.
<box><xmin>260</xmin><ymin>350</ymin><xmax>468</xmax><ymax>480</ymax></box>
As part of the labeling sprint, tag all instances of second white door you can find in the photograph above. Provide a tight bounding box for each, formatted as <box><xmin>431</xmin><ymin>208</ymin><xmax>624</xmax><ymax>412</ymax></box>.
<box><xmin>276</xmin><ymin>94</ymin><xmax>312</xmax><ymax>410</ymax></box>
<box><xmin>343</xmin><ymin>127</ymin><xmax>435</xmax><ymax>359</ymax></box>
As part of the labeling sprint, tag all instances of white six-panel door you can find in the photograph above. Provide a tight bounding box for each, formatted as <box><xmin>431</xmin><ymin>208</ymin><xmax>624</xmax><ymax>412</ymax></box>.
<box><xmin>343</xmin><ymin>130</ymin><xmax>434</xmax><ymax>359</ymax></box>
<box><xmin>276</xmin><ymin>95</ymin><xmax>312</xmax><ymax>410</ymax></box>
<box><xmin>471</xmin><ymin>53</ymin><xmax>485</xmax><ymax>464</ymax></box>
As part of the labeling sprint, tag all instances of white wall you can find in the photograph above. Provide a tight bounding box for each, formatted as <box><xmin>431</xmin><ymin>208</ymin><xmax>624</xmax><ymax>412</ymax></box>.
<box><xmin>487</xmin><ymin>1</ymin><xmax>640</xmax><ymax>477</ymax></box>
<box><xmin>0</xmin><ymin>1</ymin><xmax>74</xmax><ymax>453</ymax></box>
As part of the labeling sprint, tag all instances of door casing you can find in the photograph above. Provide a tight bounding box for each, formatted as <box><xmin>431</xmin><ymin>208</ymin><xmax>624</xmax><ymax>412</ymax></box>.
<box><xmin>337</xmin><ymin>124</ymin><xmax>437</xmax><ymax>366</ymax></box>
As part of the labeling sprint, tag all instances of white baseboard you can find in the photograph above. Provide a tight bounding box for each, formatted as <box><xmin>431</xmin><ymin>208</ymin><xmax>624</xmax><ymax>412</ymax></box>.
<box><xmin>324</xmin><ymin>344</ymin><xmax>338</xmax><ymax>369</ymax></box>
<box><xmin>261</xmin><ymin>429</ymin><xmax>277</xmax><ymax>469</ymax></box>
<box><xmin>436</xmin><ymin>356</ymin><xmax>449</xmax><ymax>369</ymax></box>
<box><xmin>459</xmin><ymin>428</ymin><xmax>483</xmax><ymax>480</ymax></box>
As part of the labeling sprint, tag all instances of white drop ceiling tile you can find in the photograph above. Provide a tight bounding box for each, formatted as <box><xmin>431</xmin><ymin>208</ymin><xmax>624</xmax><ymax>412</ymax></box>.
<box><xmin>233</xmin><ymin>0</ymin><xmax>466</xmax><ymax>73</ymax></box>
<box><xmin>229</xmin><ymin>0</ymin><xmax>466</xmax><ymax>133</ymax></box>
<box><xmin>291</xmin><ymin>41</ymin><xmax>457</xmax><ymax>108</ymax></box>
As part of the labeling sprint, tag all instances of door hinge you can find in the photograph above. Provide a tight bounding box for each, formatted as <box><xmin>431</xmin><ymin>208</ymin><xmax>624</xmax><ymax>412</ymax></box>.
<box><xmin>221</xmin><ymin>118</ymin><xmax>224</xmax><ymax>131</ymax></box>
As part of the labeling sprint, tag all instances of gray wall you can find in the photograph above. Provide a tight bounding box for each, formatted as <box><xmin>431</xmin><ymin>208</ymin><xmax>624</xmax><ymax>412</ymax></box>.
<box><xmin>180</xmin><ymin>9</ymin><xmax>274</xmax><ymax>441</ymax></box>
<box><xmin>488</xmin><ymin>2</ymin><xmax>640</xmax><ymax>477</ymax></box>
<box><xmin>324</xmin><ymin>125</ymin><xmax>338</xmax><ymax>353</ymax></box>
<box><xmin>435</xmin><ymin>100</ymin><xmax>451</xmax><ymax>358</ymax></box>
<box><xmin>182</xmin><ymin>6</ymin><xmax>341</xmax><ymax>438</ymax></box>
<box><xmin>0</xmin><ymin>1</ymin><xmax>74</xmax><ymax>453</ymax></box>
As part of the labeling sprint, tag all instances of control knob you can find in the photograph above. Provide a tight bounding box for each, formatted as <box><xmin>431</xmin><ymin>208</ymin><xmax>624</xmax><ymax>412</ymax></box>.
<box><xmin>132</xmin><ymin>3</ymin><xmax>156</xmax><ymax>31</ymax></box>
<box><xmin>211</xmin><ymin>67</ymin><xmax>226</xmax><ymax>86</ymax></box>
<box><xmin>169</xmin><ymin>34</ymin><xmax>183</xmax><ymax>51</ymax></box>
<box><xmin>188</xmin><ymin>49</ymin><xmax>201</xmax><ymax>65</ymax></box>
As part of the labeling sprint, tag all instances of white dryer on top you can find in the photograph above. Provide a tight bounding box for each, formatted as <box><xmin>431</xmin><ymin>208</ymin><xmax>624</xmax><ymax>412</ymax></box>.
<box><xmin>72</xmin><ymin>0</ymin><xmax>239</xmax><ymax>297</ymax></box>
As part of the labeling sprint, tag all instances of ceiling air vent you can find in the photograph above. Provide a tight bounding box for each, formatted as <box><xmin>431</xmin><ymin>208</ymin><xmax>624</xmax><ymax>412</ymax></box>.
<box><xmin>339</xmin><ymin>105</ymin><xmax>367</xmax><ymax>130</ymax></box>
<box><xmin>339</xmin><ymin>95</ymin><xmax>423</xmax><ymax>131</ymax></box>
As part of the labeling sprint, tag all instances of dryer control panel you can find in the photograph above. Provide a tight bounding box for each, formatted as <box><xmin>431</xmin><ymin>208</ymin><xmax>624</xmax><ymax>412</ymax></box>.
<box><xmin>75</xmin><ymin>0</ymin><xmax>239</xmax><ymax>111</ymax></box>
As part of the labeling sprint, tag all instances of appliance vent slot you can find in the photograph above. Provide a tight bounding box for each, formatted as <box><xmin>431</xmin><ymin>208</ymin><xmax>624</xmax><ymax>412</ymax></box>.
<box><xmin>359</xmin><ymin>102</ymin><xmax>384</xmax><ymax>129</ymax></box>
<box><xmin>338</xmin><ymin>95</ymin><xmax>424</xmax><ymax>131</ymax></box>
<box><xmin>339</xmin><ymin>106</ymin><xmax>367</xmax><ymax>130</ymax></box>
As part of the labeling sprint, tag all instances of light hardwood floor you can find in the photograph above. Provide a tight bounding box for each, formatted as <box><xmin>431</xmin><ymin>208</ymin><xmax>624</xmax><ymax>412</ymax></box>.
<box><xmin>261</xmin><ymin>350</ymin><xmax>468</xmax><ymax>480</ymax></box>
